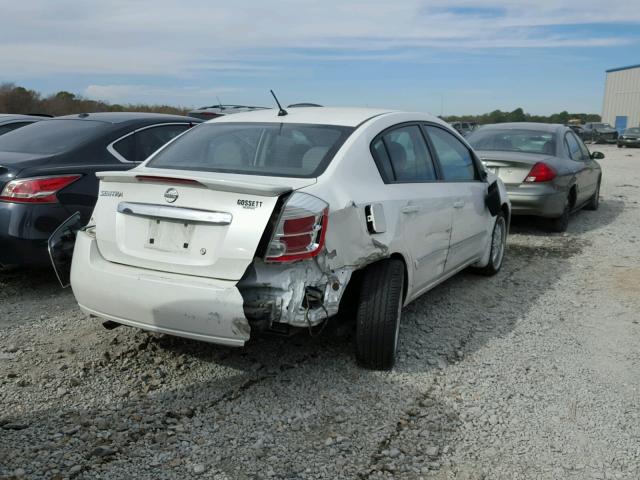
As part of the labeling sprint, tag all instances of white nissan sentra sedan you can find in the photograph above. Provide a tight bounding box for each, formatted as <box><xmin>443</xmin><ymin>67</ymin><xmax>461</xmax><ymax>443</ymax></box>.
<box><xmin>63</xmin><ymin>107</ymin><xmax>510</xmax><ymax>370</ymax></box>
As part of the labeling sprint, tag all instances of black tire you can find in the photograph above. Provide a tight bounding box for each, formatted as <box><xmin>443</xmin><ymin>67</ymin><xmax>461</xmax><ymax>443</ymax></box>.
<box><xmin>355</xmin><ymin>259</ymin><xmax>404</xmax><ymax>370</ymax></box>
<box><xmin>585</xmin><ymin>179</ymin><xmax>601</xmax><ymax>211</ymax></box>
<box><xmin>550</xmin><ymin>199</ymin><xmax>570</xmax><ymax>232</ymax></box>
<box><xmin>473</xmin><ymin>213</ymin><xmax>507</xmax><ymax>276</ymax></box>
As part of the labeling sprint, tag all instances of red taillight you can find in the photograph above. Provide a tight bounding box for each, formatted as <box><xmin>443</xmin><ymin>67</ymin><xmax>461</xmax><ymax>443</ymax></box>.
<box><xmin>265</xmin><ymin>192</ymin><xmax>329</xmax><ymax>263</ymax></box>
<box><xmin>135</xmin><ymin>175</ymin><xmax>202</xmax><ymax>186</ymax></box>
<box><xmin>524</xmin><ymin>162</ymin><xmax>556</xmax><ymax>183</ymax></box>
<box><xmin>0</xmin><ymin>175</ymin><xmax>81</xmax><ymax>203</ymax></box>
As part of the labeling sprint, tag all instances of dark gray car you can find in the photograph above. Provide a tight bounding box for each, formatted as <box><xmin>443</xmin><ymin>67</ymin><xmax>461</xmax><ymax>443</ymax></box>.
<box><xmin>467</xmin><ymin>123</ymin><xmax>603</xmax><ymax>232</ymax></box>
<box><xmin>581</xmin><ymin>122</ymin><xmax>618</xmax><ymax>144</ymax></box>
<box><xmin>617</xmin><ymin>127</ymin><xmax>640</xmax><ymax>148</ymax></box>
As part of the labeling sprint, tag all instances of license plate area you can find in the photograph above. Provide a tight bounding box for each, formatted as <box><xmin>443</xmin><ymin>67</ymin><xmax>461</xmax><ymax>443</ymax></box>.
<box><xmin>146</xmin><ymin>219</ymin><xmax>195</xmax><ymax>252</ymax></box>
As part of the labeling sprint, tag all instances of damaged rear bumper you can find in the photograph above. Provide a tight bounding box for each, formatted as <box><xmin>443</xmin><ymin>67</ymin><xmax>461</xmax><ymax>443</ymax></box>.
<box><xmin>70</xmin><ymin>230</ymin><xmax>251</xmax><ymax>346</ymax></box>
<box><xmin>239</xmin><ymin>259</ymin><xmax>353</xmax><ymax>330</ymax></box>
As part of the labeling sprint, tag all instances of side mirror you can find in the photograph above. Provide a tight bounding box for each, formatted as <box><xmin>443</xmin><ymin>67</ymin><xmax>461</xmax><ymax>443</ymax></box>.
<box><xmin>591</xmin><ymin>151</ymin><xmax>605</xmax><ymax>160</ymax></box>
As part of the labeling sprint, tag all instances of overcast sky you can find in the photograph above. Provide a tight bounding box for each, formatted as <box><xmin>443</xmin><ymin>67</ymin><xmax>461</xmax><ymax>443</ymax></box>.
<box><xmin>1</xmin><ymin>0</ymin><xmax>639</xmax><ymax>115</ymax></box>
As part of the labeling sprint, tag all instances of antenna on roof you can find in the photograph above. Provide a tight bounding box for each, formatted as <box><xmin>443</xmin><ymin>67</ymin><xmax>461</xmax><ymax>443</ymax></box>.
<box><xmin>270</xmin><ymin>90</ymin><xmax>288</xmax><ymax>117</ymax></box>
<box><xmin>217</xmin><ymin>96</ymin><xmax>224</xmax><ymax>110</ymax></box>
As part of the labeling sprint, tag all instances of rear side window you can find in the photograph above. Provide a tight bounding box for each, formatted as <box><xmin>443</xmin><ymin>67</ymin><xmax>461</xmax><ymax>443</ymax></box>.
<box><xmin>0</xmin><ymin>120</ymin><xmax>108</xmax><ymax>154</ymax></box>
<box><xmin>425</xmin><ymin>126</ymin><xmax>477</xmax><ymax>181</ymax></box>
<box><xmin>112</xmin><ymin>134</ymin><xmax>136</xmax><ymax>161</ymax></box>
<box><xmin>147</xmin><ymin>123</ymin><xmax>354</xmax><ymax>178</ymax></box>
<box><xmin>137</xmin><ymin>124</ymin><xmax>190</xmax><ymax>160</ymax></box>
<box><xmin>378</xmin><ymin>125</ymin><xmax>436</xmax><ymax>182</ymax></box>
<box><xmin>111</xmin><ymin>124</ymin><xmax>190</xmax><ymax>162</ymax></box>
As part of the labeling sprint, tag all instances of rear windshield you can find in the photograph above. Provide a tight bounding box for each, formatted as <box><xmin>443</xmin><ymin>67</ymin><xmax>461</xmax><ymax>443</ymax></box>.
<box><xmin>467</xmin><ymin>129</ymin><xmax>556</xmax><ymax>155</ymax></box>
<box><xmin>147</xmin><ymin>122</ymin><xmax>354</xmax><ymax>178</ymax></box>
<box><xmin>0</xmin><ymin>119</ymin><xmax>108</xmax><ymax>154</ymax></box>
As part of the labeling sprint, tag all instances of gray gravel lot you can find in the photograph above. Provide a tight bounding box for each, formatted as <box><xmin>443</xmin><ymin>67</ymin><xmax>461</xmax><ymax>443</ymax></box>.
<box><xmin>1</xmin><ymin>144</ymin><xmax>639</xmax><ymax>480</ymax></box>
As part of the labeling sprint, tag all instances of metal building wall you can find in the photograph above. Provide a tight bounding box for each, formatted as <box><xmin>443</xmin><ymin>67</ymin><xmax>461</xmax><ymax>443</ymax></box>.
<box><xmin>602</xmin><ymin>66</ymin><xmax>640</xmax><ymax>129</ymax></box>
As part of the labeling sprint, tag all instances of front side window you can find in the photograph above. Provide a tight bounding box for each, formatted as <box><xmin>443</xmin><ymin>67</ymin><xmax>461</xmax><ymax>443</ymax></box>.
<box><xmin>148</xmin><ymin>122</ymin><xmax>353</xmax><ymax>178</ymax></box>
<box><xmin>565</xmin><ymin>132</ymin><xmax>582</xmax><ymax>161</ymax></box>
<box><xmin>573</xmin><ymin>132</ymin><xmax>591</xmax><ymax>160</ymax></box>
<box><xmin>425</xmin><ymin>126</ymin><xmax>477</xmax><ymax>181</ymax></box>
<box><xmin>380</xmin><ymin>125</ymin><xmax>436</xmax><ymax>182</ymax></box>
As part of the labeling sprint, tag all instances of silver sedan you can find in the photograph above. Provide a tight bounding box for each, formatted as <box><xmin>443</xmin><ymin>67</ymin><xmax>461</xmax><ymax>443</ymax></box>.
<box><xmin>467</xmin><ymin>122</ymin><xmax>603</xmax><ymax>232</ymax></box>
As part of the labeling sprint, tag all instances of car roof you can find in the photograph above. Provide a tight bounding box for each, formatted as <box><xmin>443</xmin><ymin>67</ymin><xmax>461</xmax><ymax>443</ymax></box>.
<box><xmin>54</xmin><ymin>112</ymin><xmax>201</xmax><ymax>124</ymax></box>
<box><xmin>204</xmin><ymin>107</ymin><xmax>404</xmax><ymax>127</ymax></box>
<box><xmin>478</xmin><ymin>122</ymin><xmax>564</xmax><ymax>133</ymax></box>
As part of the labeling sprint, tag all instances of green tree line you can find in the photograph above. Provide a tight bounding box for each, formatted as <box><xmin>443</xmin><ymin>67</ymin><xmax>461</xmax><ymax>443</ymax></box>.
<box><xmin>443</xmin><ymin>107</ymin><xmax>601</xmax><ymax>125</ymax></box>
<box><xmin>0</xmin><ymin>83</ymin><xmax>189</xmax><ymax>116</ymax></box>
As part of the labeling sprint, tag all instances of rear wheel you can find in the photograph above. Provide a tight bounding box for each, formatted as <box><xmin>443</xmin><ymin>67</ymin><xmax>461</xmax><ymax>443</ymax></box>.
<box><xmin>355</xmin><ymin>259</ymin><xmax>404</xmax><ymax>370</ymax></box>
<box><xmin>585</xmin><ymin>179</ymin><xmax>601</xmax><ymax>211</ymax></box>
<box><xmin>473</xmin><ymin>213</ymin><xmax>506</xmax><ymax>276</ymax></box>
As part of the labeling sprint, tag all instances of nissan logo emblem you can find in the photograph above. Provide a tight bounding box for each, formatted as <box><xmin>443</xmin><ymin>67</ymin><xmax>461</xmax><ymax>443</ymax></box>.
<box><xmin>164</xmin><ymin>188</ymin><xmax>179</xmax><ymax>203</ymax></box>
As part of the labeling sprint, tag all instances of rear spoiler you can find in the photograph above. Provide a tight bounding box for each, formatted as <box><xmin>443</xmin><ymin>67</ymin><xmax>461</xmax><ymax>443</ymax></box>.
<box><xmin>96</xmin><ymin>170</ymin><xmax>294</xmax><ymax>197</ymax></box>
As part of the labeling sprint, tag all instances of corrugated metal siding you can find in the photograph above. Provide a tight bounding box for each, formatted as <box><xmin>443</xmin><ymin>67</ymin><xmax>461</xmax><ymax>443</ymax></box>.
<box><xmin>602</xmin><ymin>67</ymin><xmax>640</xmax><ymax>128</ymax></box>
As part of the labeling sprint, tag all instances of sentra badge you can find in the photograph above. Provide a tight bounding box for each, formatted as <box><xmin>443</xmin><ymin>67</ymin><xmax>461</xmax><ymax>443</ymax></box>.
<box><xmin>100</xmin><ymin>190</ymin><xmax>123</xmax><ymax>197</ymax></box>
<box><xmin>164</xmin><ymin>188</ymin><xmax>179</xmax><ymax>203</ymax></box>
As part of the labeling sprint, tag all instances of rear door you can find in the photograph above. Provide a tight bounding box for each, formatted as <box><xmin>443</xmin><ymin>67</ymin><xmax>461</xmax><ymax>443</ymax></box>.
<box><xmin>423</xmin><ymin>124</ymin><xmax>490</xmax><ymax>272</ymax></box>
<box><xmin>370</xmin><ymin>124</ymin><xmax>453</xmax><ymax>291</ymax></box>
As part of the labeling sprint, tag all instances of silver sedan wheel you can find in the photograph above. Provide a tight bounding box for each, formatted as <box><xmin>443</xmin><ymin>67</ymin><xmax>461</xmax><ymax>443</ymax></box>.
<box><xmin>491</xmin><ymin>216</ymin><xmax>506</xmax><ymax>268</ymax></box>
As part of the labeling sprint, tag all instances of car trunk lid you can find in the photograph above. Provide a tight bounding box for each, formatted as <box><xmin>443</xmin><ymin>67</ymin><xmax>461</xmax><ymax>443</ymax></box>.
<box><xmin>478</xmin><ymin>150</ymin><xmax>554</xmax><ymax>185</ymax></box>
<box><xmin>93</xmin><ymin>169</ymin><xmax>316</xmax><ymax>281</ymax></box>
<box><xmin>0</xmin><ymin>151</ymin><xmax>56</xmax><ymax>190</ymax></box>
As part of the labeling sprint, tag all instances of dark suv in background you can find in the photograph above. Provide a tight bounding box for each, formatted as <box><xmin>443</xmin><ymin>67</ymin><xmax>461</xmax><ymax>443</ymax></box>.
<box><xmin>0</xmin><ymin>112</ymin><xmax>200</xmax><ymax>267</ymax></box>
<box><xmin>580</xmin><ymin>122</ymin><xmax>618</xmax><ymax>144</ymax></box>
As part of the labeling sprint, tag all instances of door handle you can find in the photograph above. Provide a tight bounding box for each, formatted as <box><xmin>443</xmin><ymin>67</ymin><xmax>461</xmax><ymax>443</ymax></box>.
<box><xmin>453</xmin><ymin>201</ymin><xmax>465</xmax><ymax>209</ymax></box>
<box><xmin>401</xmin><ymin>205</ymin><xmax>420</xmax><ymax>214</ymax></box>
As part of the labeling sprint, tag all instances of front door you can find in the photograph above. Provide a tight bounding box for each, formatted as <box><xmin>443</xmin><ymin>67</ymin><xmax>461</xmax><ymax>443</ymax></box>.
<box><xmin>423</xmin><ymin>125</ymin><xmax>490</xmax><ymax>272</ymax></box>
<box><xmin>371</xmin><ymin>125</ymin><xmax>453</xmax><ymax>291</ymax></box>
<box><xmin>565</xmin><ymin>131</ymin><xmax>597</xmax><ymax>204</ymax></box>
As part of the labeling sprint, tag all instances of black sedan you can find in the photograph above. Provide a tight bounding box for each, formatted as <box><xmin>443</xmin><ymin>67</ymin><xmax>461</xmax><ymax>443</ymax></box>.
<box><xmin>617</xmin><ymin>127</ymin><xmax>640</xmax><ymax>148</ymax></box>
<box><xmin>0</xmin><ymin>114</ymin><xmax>47</xmax><ymax>136</ymax></box>
<box><xmin>0</xmin><ymin>112</ymin><xmax>200</xmax><ymax>268</ymax></box>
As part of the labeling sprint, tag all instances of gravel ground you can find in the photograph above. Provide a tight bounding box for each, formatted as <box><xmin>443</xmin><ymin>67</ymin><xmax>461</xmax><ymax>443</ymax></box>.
<box><xmin>1</xmin><ymin>144</ymin><xmax>639</xmax><ymax>480</ymax></box>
